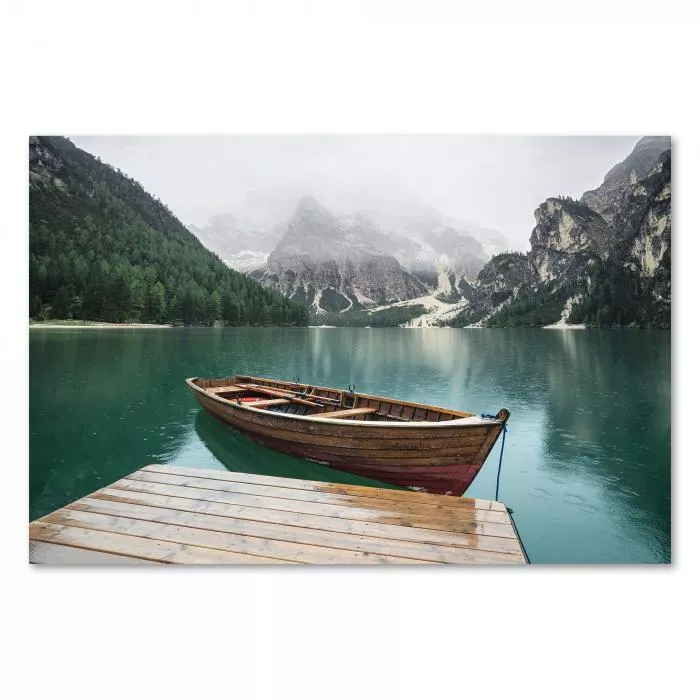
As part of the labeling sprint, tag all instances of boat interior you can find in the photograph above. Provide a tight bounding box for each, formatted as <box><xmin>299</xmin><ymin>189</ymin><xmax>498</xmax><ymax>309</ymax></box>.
<box><xmin>195</xmin><ymin>375</ymin><xmax>475</xmax><ymax>423</ymax></box>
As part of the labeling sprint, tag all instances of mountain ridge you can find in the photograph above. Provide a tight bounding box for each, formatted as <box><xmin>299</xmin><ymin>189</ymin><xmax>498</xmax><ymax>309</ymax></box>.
<box><xmin>191</xmin><ymin>196</ymin><xmax>506</xmax><ymax>313</ymax></box>
<box><xmin>441</xmin><ymin>135</ymin><xmax>671</xmax><ymax>328</ymax></box>
<box><xmin>29</xmin><ymin>136</ymin><xmax>309</xmax><ymax>326</ymax></box>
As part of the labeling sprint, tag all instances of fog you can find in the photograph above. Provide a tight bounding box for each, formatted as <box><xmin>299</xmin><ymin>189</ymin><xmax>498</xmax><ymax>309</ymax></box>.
<box><xmin>69</xmin><ymin>134</ymin><xmax>640</xmax><ymax>250</ymax></box>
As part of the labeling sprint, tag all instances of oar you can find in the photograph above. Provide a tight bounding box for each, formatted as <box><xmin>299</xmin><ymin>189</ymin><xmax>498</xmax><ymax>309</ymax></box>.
<box><xmin>234</xmin><ymin>383</ymin><xmax>323</xmax><ymax>408</ymax></box>
<box><xmin>295</xmin><ymin>391</ymin><xmax>340</xmax><ymax>406</ymax></box>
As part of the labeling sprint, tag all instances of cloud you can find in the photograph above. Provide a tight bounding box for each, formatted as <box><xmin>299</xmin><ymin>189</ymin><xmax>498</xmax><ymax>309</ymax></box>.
<box><xmin>69</xmin><ymin>134</ymin><xmax>640</xmax><ymax>250</ymax></box>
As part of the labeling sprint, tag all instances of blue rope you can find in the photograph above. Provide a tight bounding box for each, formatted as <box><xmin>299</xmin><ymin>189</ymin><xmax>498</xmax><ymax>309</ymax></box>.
<box><xmin>481</xmin><ymin>414</ymin><xmax>508</xmax><ymax>501</ymax></box>
<box><xmin>494</xmin><ymin>425</ymin><xmax>507</xmax><ymax>501</ymax></box>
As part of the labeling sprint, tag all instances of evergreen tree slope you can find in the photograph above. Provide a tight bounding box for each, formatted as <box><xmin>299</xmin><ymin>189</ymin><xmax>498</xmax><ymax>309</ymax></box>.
<box><xmin>29</xmin><ymin>136</ymin><xmax>309</xmax><ymax>326</ymax></box>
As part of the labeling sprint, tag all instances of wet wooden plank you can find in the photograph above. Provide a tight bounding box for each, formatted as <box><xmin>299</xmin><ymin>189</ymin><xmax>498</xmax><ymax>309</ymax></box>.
<box><xmin>70</xmin><ymin>497</ymin><xmax>523</xmax><ymax>563</ymax></box>
<box><xmin>127</xmin><ymin>471</ymin><xmax>510</xmax><ymax>522</ymax></box>
<box><xmin>110</xmin><ymin>478</ymin><xmax>512</xmax><ymax>532</ymax></box>
<box><xmin>29</xmin><ymin>521</ymin><xmax>293</xmax><ymax>564</ymax></box>
<box><xmin>43</xmin><ymin>508</ymin><xmax>431</xmax><ymax>565</ymax></box>
<box><xmin>90</xmin><ymin>490</ymin><xmax>522</xmax><ymax>551</ymax></box>
<box><xmin>29</xmin><ymin>540</ymin><xmax>163</xmax><ymax>565</ymax></box>
<box><xmin>140</xmin><ymin>464</ymin><xmax>507</xmax><ymax>511</ymax></box>
<box><xmin>28</xmin><ymin>465</ymin><xmax>527</xmax><ymax>564</ymax></box>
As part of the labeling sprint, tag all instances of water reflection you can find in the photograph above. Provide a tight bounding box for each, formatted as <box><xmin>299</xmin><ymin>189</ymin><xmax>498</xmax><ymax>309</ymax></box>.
<box><xmin>193</xmin><ymin>411</ymin><xmax>399</xmax><ymax>489</ymax></box>
<box><xmin>30</xmin><ymin>327</ymin><xmax>671</xmax><ymax>562</ymax></box>
<box><xmin>30</xmin><ymin>329</ymin><xmax>193</xmax><ymax>520</ymax></box>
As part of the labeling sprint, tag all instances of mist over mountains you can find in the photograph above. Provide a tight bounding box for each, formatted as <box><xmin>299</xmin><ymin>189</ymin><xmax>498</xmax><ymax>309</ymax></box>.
<box><xmin>29</xmin><ymin>134</ymin><xmax>670</xmax><ymax>329</ymax></box>
<box><xmin>189</xmin><ymin>196</ymin><xmax>509</xmax><ymax>313</ymax></box>
<box><xmin>188</xmin><ymin>135</ymin><xmax>671</xmax><ymax>328</ymax></box>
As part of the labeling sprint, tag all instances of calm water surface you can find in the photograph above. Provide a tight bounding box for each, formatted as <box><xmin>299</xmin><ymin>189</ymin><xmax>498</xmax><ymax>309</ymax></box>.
<box><xmin>29</xmin><ymin>327</ymin><xmax>671</xmax><ymax>563</ymax></box>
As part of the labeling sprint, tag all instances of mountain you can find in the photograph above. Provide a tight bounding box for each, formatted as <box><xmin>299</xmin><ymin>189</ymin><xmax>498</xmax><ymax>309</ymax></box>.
<box><xmin>366</xmin><ymin>208</ymin><xmax>491</xmax><ymax>299</ymax></box>
<box><xmin>442</xmin><ymin>135</ymin><xmax>671</xmax><ymax>328</ymax></box>
<box><xmin>248</xmin><ymin>197</ymin><xmax>428</xmax><ymax>311</ymax></box>
<box><xmin>29</xmin><ymin>137</ymin><xmax>309</xmax><ymax>326</ymax></box>
<box><xmin>187</xmin><ymin>191</ymin><xmax>297</xmax><ymax>272</ymax></box>
<box><xmin>188</xmin><ymin>214</ymin><xmax>280</xmax><ymax>273</ymax></box>
<box><xmin>192</xmin><ymin>197</ymin><xmax>503</xmax><ymax>314</ymax></box>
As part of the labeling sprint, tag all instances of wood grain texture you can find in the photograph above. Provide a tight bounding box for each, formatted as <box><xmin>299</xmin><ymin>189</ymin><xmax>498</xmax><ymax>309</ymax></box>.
<box><xmin>29</xmin><ymin>540</ymin><xmax>163</xmax><ymax>565</ymax></box>
<box><xmin>125</xmin><ymin>471</ymin><xmax>513</xmax><ymax>523</ymax></box>
<box><xmin>67</xmin><ymin>499</ymin><xmax>520</xmax><ymax>563</ymax></box>
<box><xmin>187</xmin><ymin>375</ymin><xmax>509</xmax><ymax>496</ymax></box>
<box><xmin>89</xmin><ymin>490</ymin><xmax>522</xmax><ymax>550</ymax></box>
<box><xmin>311</xmin><ymin>407</ymin><xmax>377</xmax><ymax>419</ymax></box>
<box><xmin>139</xmin><ymin>464</ymin><xmax>508</xmax><ymax>511</ymax></box>
<box><xmin>109</xmin><ymin>478</ymin><xmax>512</xmax><ymax>531</ymax></box>
<box><xmin>28</xmin><ymin>465</ymin><xmax>528</xmax><ymax>565</ymax></box>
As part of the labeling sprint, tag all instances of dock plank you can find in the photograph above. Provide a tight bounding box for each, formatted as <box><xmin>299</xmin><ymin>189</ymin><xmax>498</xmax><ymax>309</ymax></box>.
<box><xmin>90</xmin><ymin>490</ymin><xmax>522</xmax><ymax>551</ymax></box>
<box><xmin>140</xmin><ymin>464</ymin><xmax>507</xmax><ymax>511</ymax></box>
<box><xmin>29</xmin><ymin>540</ymin><xmax>163</xmax><ymax>565</ymax></box>
<box><xmin>127</xmin><ymin>470</ymin><xmax>512</xmax><ymax>523</ymax></box>
<box><xmin>29</xmin><ymin>465</ymin><xmax>528</xmax><ymax>564</ymax></box>
<box><xmin>43</xmin><ymin>508</ymin><xmax>433</xmax><ymax>564</ymax></box>
<box><xmin>69</xmin><ymin>498</ymin><xmax>523</xmax><ymax>563</ymax></box>
<box><xmin>110</xmin><ymin>478</ymin><xmax>512</xmax><ymax>533</ymax></box>
<box><xmin>29</xmin><ymin>521</ymin><xmax>293</xmax><ymax>564</ymax></box>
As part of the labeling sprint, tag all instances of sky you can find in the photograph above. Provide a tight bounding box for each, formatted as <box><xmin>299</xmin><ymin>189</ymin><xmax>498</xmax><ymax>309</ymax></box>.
<box><xmin>70</xmin><ymin>135</ymin><xmax>641</xmax><ymax>250</ymax></box>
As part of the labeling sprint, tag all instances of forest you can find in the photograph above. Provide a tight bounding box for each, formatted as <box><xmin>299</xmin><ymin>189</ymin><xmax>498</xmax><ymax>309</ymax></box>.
<box><xmin>437</xmin><ymin>248</ymin><xmax>671</xmax><ymax>329</ymax></box>
<box><xmin>29</xmin><ymin>137</ymin><xmax>309</xmax><ymax>326</ymax></box>
<box><xmin>567</xmin><ymin>247</ymin><xmax>671</xmax><ymax>328</ymax></box>
<box><xmin>481</xmin><ymin>281</ymin><xmax>573</xmax><ymax>327</ymax></box>
<box><xmin>309</xmin><ymin>304</ymin><xmax>428</xmax><ymax>327</ymax></box>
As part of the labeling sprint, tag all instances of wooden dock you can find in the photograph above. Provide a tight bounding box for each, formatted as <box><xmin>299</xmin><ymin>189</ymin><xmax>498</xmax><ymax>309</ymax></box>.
<box><xmin>29</xmin><ymin>464</ymin><xmax>528</xmax><ymax>564</ymax></box>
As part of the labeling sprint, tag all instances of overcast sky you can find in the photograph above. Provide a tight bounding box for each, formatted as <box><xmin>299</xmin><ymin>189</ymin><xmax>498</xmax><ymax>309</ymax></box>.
<box><xmin>70</xmin><ymin>135</ymin><xmax>640</xmax><ymax>250</ymax></box>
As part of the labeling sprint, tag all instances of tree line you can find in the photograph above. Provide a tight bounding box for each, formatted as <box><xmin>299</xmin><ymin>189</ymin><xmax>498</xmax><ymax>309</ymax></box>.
<box><xmin>310</xmin><ymin>304</ymin><xmax>428</xmax><ymax>327</ymax></box>
<box><xmin>29</xmin><ymin>137</ymin><xmax>309</xmax><ymax>326</ymax></box>
<box><xmin>568</xmin><ymin>247</ymin><xmax>671</xmax><ymax>328</ymax></box>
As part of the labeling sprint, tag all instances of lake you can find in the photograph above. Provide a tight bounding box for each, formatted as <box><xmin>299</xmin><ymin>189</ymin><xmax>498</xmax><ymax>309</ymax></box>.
<box><xmin>29</xmin><ymin>327</ymin><xmax>671</xmax><ymax>563</ymax></box>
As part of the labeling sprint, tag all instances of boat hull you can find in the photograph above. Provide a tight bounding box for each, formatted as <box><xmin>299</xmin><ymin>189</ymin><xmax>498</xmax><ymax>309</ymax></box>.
<box><xmin>248</xmin><ymin>436</ymin><xmax>482</xmax><ymax>495</ymax></box>
<box><xmin>187</xmin><ymin>377</ymin><xmax>508</xmax><ymax>496</ymax></box>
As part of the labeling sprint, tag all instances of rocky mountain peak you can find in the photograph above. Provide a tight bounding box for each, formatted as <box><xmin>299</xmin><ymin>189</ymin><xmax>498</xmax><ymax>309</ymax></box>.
<box><xmin>582</xmin><ymin>135</ymin><xmax>671</xmax><ymax>224</ymax></box>
<box><xmin>532</xmin><ymin>198</ymin><xmax>612</xmax><ymax>254</ymax></box>
<box><xmin>29</xmin><ymin>136</ymin><xmax>64</xmax><ymax>177</ymax></box>
<box><xmin>191</xmin><ymin>193</ymin><xmax>507</xmax><ymax>317</ymax></box>
<box><xmin>273</xmin><ymin>196</ymin><xmax>350</xmax><ymax>260</ymax></box>
<box><xmin>602</xmin><ymin>136</ymin><xmax>671</xmax><ymax>185</ymax></box>
<box><xmin>528</xmin><ymin>197</ymin><xmax>611</xmax><ymax>284</ymax></box>
<box><xmin>445</xmin><ymin>135</ymin><xmax>671</xmax><ymax>329</ymax></box>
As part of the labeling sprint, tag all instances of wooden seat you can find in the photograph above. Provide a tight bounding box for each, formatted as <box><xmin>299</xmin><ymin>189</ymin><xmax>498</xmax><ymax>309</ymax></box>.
<box><xmin>309</xmin><ymin>407</ymin><xmax>377</xmax><ymax>420</ymax></box>
<box><xmin>244</xmin><ymin>399</ymin><xmax>291</xmax><ymax>408</ymax></box>
<box><xmin>207</xmin><ymin>385</ymin><xmax>246</xmax><ymax>395</ymax></box>
<box><xmin>233</xmin><ymin>383</ymin><xmax>321</xmax><ymax>407</ymax></box>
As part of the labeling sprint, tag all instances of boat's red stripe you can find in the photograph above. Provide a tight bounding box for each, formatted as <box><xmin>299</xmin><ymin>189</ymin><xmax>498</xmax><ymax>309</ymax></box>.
<box><xmin>247</xmin><ymin>433</ymin><xmax>483</xmax><ymax>496</ymax></box>
<box><xmin>193</xmin><ymin>389</ymin><xmax>488</xmax><ymax>496</ymax></box>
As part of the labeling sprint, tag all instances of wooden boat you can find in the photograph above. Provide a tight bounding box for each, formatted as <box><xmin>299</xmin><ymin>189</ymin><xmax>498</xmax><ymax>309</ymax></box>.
<box><xmin>186</xmin><ymin>375</ymin><xmax>510</xmax><ymax>496</ymax></box>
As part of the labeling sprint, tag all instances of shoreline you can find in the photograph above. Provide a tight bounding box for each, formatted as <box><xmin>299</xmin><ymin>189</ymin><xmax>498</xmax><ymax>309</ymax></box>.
<box><xmin>30</xmin><ymin>322</ymin><xmax>172</xmax><ymax>329</ymax></box>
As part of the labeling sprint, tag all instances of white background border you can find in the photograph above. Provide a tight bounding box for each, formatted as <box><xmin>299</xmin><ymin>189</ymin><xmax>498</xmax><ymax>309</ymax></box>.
<box><xmin>3</xmin><ymin>2</ymin><xmax>696</xmax><ymax>698</ymax></box>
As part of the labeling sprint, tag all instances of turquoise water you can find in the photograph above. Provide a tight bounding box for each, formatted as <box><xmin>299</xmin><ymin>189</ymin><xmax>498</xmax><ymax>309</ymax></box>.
<box><xmin>29</xmin><ymin>327</ymin><xmax>671</xmax><ymax>563</ymax></box>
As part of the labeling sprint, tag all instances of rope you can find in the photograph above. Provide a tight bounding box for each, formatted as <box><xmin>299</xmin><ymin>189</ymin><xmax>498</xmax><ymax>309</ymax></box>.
<box><xmin>479</xmin><ymin>415</ymin><xmax>524</xmax><ymax>557</ymax></box>
<box><xmin>480</xmin><ymin>413</ymin><xmax>507</xmax><ymax>501</ymax></box>
<box><xmin>494</xmin><ymin>425</ymin><xmax>507</xmax><ymax>501</ymax></box>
